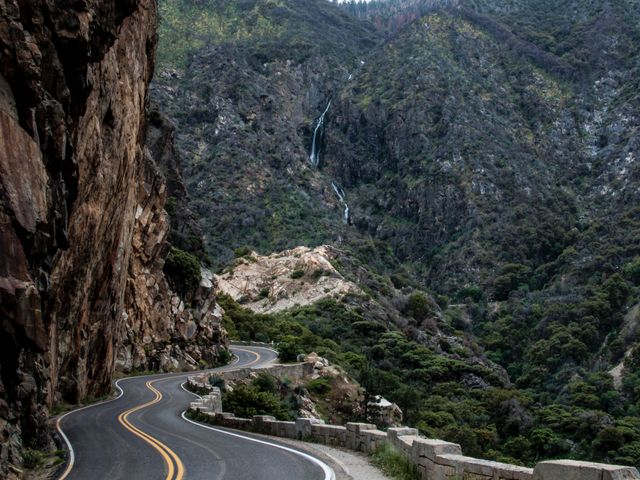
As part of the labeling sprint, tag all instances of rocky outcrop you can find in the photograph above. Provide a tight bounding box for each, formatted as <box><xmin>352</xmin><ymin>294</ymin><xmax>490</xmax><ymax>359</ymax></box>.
<box><xmin>0</xmin><ymin>0</ymin><xmax>226</xmax><ymax>476</ymax></box>
<box><xmin>216</xmin><ymin>246</ymin><xmax>361</xmax><ymax>313</ymax></box>
<box><xmin>118</xmin><ymin>150</ymin><xmax>227</xmax><ymax>373</ymax></box>
<box><xmin>145</xmin><ymin>105</ymin><xmax>208</xmax><ymax>262</ymax></box>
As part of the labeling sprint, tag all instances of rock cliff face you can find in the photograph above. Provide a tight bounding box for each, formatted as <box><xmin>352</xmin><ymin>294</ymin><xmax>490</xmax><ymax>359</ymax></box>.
<box><xmin>0</xmin><ymin>0</ymin><xmax>226</xmax><ymax>475</ymax></box>
<box><xmin>119</xmin><ymin>128</ymin><xmax>227</xmax><ymax>373</ymax></box>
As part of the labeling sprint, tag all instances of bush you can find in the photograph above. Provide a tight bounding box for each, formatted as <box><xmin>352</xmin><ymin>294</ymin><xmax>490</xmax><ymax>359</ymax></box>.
<box><xmin>623</xmin><ymin>257</ymin><xmax>640</xmax><ymax>285</ymax></box>
<box><xmin>234</xmin><ymin>245</ymin><xmax>253</xmax><ymax>258</ymax></box>
<box><xmin>164</xmin><ymin>246</ymin><xmax>201</xmax><ymax>297</ymax></box>
<box><xmin>455</xmin><ymin>286</ymin><xmax>485</xmax><ymax>303</ymax></box>
<box><xmin>306</xmin><ymin>377</ymin><xmax>332</xmax><ymax>394</ymax></box>
<box><xmin>492</xmin><ymin>264</ymin><xmax>531</xmax><ymax>300</ymax></box>
<box><xmin>290</xmin><ymin>269</ymin><xmax>305</xmax><ymax>279</ymax></box>
<box><xmin>222</xmin><ymin>385</ymin><xmax>290</xmax><ymax>420</ymax></box>
<box><xmin>208</xmin><ymin>375</ymin><xmax>226</xmax><ymax>391</ymax></box>
<box><xmin>252</xmin><ymin>373</ymin><xmax>279</xmax><ymax>394</ymax></box>
<box><xmin>165</xmin><ymin>196</ymin><xmax>177</xmax><ymax>217</ymax></box>
<box><xmin>22</xmin><ymin>450</ymin><xmax>41</xmax><ymax>469</ymax></box>
<box><xmin>372</xmin><ymin>443</ymin><xmax>420</xmax><ymax>480</ymax></box>
<box><xmin>403</xmin><ymin>292</ymin><xmax>433</xmax><ymax>320</ymax></box>
<box><xmin>278</xmin><ymin>337</ymin><xmax>304</xmax><ymax>362</ymax></box>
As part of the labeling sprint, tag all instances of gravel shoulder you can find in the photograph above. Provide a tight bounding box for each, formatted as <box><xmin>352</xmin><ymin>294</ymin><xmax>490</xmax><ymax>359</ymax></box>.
<box><xmin>240</xmin><ymin>431</ymin><xmax>392</xmax><ymax>480</ymax></box>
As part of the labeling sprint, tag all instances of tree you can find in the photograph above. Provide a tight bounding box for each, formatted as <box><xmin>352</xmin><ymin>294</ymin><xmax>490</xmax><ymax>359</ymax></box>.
<box><xmin>164</xmin><ymin>246</ymin><xmax>201</xmax><ymax>297</ymax></box>
<box><xmin>404</xmin><ymin>292</ymin><xmax>433</xmax><ymax>320</ymax></box>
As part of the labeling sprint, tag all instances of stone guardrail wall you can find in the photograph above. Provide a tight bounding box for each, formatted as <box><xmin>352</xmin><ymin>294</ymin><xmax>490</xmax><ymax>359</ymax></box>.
<box><xmin>188</xmin><ymin>401</ymin><xmax>640</xmax><ymax>480</ymax></box>
<box><xmin>230</xmin><ymin>340</ymin><xmax>276</xmax><ymax>348</ymax></box>
<box><xmin>190</xmin><ymin>361</ymin><xmax>314</xmax><ymax>387</ymax></box>
<box><xmin>186</xmin><ymin>365</ymin><xmax>640</xmax><ymax>480</ymax></box>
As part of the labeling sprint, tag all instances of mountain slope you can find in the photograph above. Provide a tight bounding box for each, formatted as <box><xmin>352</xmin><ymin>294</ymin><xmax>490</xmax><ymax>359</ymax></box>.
<box><xmin>153</xmin><ymin>0</ymin><xmax>381</xmax><ymax>266</ymax></box>
<box><xmin>154</xmin><ymin>0</ymin><xmax>640</xmax><ymax>468</ymax></box>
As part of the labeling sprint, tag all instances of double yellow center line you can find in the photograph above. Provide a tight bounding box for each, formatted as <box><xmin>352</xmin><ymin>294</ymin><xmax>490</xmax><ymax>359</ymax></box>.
<box><xmin>117</xmin><ymin>380</ymin><xmax>185</xmax><ymax>480</ymax></box>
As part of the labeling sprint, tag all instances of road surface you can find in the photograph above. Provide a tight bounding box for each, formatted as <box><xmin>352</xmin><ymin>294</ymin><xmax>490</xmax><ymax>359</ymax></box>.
<box><xmin>56</xmin><ymin>345</ymin><xmax>334</xmax><ymax>480</ymax></box>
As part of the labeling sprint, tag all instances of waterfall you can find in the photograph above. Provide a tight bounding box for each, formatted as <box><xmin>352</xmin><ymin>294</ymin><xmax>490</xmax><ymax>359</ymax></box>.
<box><xmin>309</xmin><ymin>100</ymin><xmax>332</xmax><ymax>168</ymax></box>
<box><xmin>331</xmin><ymin>182</ymin><xmax>350</xmax><ymax>224</ymax></box>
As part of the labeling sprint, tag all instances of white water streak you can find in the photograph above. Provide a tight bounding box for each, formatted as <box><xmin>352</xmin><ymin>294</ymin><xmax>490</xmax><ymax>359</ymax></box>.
<box><xmin>309</xmin><ymin>100</ymin><xmax>332</xmax><ymax>167</ymax></box>
<box><xmin>331</xmin><ymin>182</ymin><xmax>349</xmax><ymax>224</ymax></box>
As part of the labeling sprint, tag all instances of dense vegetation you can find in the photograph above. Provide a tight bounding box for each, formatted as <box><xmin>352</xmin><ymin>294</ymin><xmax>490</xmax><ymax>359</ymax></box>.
<box><xmin>163</xmin><ymin>246</ymin><xmax>201</xmax><ymax>296</ymax></box>
<box><xmin>156</xmin><ymin>0</ymin><xmax>640</xmax><ymax>468</ymax></box>
<box><xmin>219</xmin><ymin>292</ymin><xmax>640</xmax><ymax>467</ymax></box>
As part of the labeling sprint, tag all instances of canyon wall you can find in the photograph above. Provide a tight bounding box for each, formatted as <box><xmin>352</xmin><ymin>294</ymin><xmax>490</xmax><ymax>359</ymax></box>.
<box><xmin>0</xmin><ymin>0</ymin><xmax>225</xmax><ymax>475</ymax></box>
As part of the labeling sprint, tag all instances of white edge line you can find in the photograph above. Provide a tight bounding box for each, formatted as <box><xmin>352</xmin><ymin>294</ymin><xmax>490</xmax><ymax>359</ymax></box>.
<box><xmin>56</xmin><ymin>381</ymin><xmax>125</xmax><ymax>479</ymax></box>
<box><xmin>180</xmin><ymin>411</ymin><xmax>336</xmax><ymax>480</ymax></box>
<box><xmin>180</xmin><ymin>381</ymin><xmax>203</xmax><ymax>399</ymax></box>
<box><xmin>180</xmin><ymin>382</ymin><xmax>334</xmax><ymax>480</ymax></box>
<box><xmin>57</xmin><ymin>346</ymin><xmax>275</xmax><ymax>479</ymax></box>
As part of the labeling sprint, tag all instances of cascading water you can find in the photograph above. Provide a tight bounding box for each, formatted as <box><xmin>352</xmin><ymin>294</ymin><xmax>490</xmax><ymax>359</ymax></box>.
<box><xmin>309</xmin><ymin>100</ymin><xmax>332</xmax><ymax>168</ymax></box>
<box><xmin>331</xmin><ymin>182</ymin><xmax>350</xmax><ymax>224</ymax></box>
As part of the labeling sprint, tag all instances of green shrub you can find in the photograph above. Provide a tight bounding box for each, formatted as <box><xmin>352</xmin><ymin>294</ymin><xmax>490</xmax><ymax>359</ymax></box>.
<box><xmin>234</xmin><ymin>245</ymin><xmax>253</xmax><ymax>258</ymax></box>
<box><xmin>623</xmin><ymin>257</ymin><xmax>640</xmax><ymax>285</ymax></box>
<box><xmin>277</xmin><ymin>337</ymin><xmax>304</xmax><ymax>363</ymax></box>
<box><xmin>290</xmin><ymin>269</ymin><xmax>305</xmax><ymax>279</ymax></box>
<box><xmin>222</xmin><ymin>385</ymin><xmax>290</xmax><ymax>420</ymax></box>
<box><xmin>22</xmin><ymin>450</ymin><xmax>41</xmax><ymax>469</ymax></box>
<box><xmin>312</xmin><ymin>269</ymin><xmax>328</xmax><ymax>280</ymax></box>
<box><xmin>492</xmin><ymin>264</ymin><xmax>531</xmax><ymax>300</ymax></box>
<box><xmin>208</xmin><ymin>375</ymin><xmax>226</xmax><ymax>391</ymax></box>
<box><xmin>252</xmin><ymin>373</ymin><xmax>279</xmax><ymax>394</ymax></box>
<box><xmin>164</xmin><ymin>246</ymin><xmax>201</xmax><ymax>297</ymax></box>
<box><xmin>403</xmin><ymin>292</ymin><xmax>433</xmax><ymax>320</ymax></box>
<box><xmin>306</xmin><ymin>377</ymin><xmax>332</xmax><ymax>394</ymax></box>
<box><xmin>372</xmin><ymin>443</ymin><xmax>420</xmax><ymax>480</ymax></box>
<box><xmin>455</xmin><ymin>286</ymin><xmax>485</xmax><ymax>303</ymax></box>
<box><xmin>165</xmin><ymin>196</ymin><xmax>177</xmax><ymax>217</ymax></box>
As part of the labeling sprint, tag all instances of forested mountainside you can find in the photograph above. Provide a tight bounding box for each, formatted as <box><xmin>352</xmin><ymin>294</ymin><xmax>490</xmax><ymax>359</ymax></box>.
<box><xmin>154</xmin><ymin>0</ymin><xmax>640</xmax><ymax>468</ymax></box>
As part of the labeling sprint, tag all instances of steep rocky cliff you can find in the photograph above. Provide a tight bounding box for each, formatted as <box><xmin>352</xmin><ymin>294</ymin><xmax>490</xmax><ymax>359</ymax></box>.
<box><xmin>0</xmin><ymin>0</ymin><xmax>226</xmax><ymax>475</ymax></box>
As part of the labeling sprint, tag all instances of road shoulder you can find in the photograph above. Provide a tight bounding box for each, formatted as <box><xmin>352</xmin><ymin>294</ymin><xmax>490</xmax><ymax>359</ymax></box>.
<box><xmin>218</xmin><ymin>428</ymin><xmax>392</xmax><ymax>480</ymax></box>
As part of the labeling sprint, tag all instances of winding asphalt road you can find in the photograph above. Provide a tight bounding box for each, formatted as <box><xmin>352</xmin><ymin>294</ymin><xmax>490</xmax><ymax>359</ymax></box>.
<box><xmin>56</xmin><ymin>346</ymin><xmax>334</xmax><ymax>480</ymax></box>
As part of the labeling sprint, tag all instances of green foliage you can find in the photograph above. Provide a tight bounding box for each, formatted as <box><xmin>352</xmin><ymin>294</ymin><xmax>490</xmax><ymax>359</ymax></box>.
<box><xmin>222</xmin><ymin>385</ymin><xmax>290</xmax><ymax>420</ymax></box>
<box><xmin>623</xmin><ymin>257</ymin><xmax>640</xmax><ymax>285</ymax></box>
<box><xmin>306</xmin><ymin>377</ymin><xmax>332</xmax><ymax>395</ymax></box>
<box><xmin>403</xmin><ymin>292</ymin><xmax>433</xmax><ymax>320</ymax></box>
<box><xmin>164</xmin><ymin>246</ymin><xmax>201</xmax><ymax>297</ymax></box>
<box><xmin>22</xmin><ymin>450</ymin><xmax>41</xmax><ymax>469</ymax></box>
<box><xmin>234</xmin><ymin>245</ymin><xmax>253</xmax><ymax>258</ymax></box>
<box><xmin>252</xmin><ymin>373</ymin><xmax>279</xmax><ymax>394</ymax></box>
<box><xmin>372</xmin><ymin>443</ymin><xmax>420</xmax><ymax>480</ymax></box>
<box><xmin>208</xmin><ymin>375</ymin><xmax>226</xmax><ymax>391</ymax></box>
<box><xmin>455</xmin><ymin>286</ymin><xmax>485</xmax><ymax>303</ymax></box>
<box><xmin>277</xmin><ymin>336</ymin><xmax>304</xmax><ymax>362</ymax></box>
<box><xmin>216</xmin><ymin>348</ymin><xmax>233</xmax><ymax>367</ymax></box>
<box><xmin>290</xmin><ymin>269</ymin><xmax>305</xmax><ymax>279</ymax></box>
<box><xmin>492</xmin><ymin>264</ymin><xmax>532</xmax><ymax>300</ymax></box>
<box><xmin>165</xmin><ymin>196</ymin><xmax>177</xmax><ymax>217</ymax></box>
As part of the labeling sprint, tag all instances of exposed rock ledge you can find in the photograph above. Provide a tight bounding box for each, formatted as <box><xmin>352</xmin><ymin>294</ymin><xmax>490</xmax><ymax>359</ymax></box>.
<box><xmin>215</xmin><ymin>246</ymin><xmax>361</xmax><ymax>313</ymax></box>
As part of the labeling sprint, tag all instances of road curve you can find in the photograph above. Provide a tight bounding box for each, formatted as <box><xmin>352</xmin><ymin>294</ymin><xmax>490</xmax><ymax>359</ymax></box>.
<box><xmin>56</xmin><ymin>345</ymin><xmax>333</xmax><ymax>480</ymax></box>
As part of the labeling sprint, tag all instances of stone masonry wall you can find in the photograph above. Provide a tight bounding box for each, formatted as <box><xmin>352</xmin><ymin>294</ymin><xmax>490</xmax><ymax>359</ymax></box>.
<box><xmin>188</xmin><ymin>406</ymin><xmax>640</xmax><ymax>480</ymax></box>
